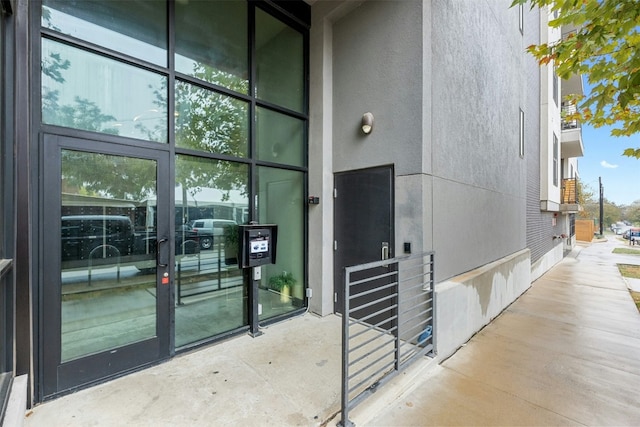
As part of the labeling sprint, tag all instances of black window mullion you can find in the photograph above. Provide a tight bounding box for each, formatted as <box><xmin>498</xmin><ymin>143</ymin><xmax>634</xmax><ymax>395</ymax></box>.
<box><xmin>248</xmin><ymin>3</ymin><xmax>257</xmax><ymax>222</ymax></box>
<box><xmin>167</xmin><ymin>0</ymin><xmax>175</xmax><ymax>149</ymax></box>
<box><xmin>167</xmin><ymin>0</ymin><xmax>176</xmax><ymax>355</ymax></box>
<box><xmin>40</xmin><ymin>29</ymin><xmax>168</xmax><ymax>77</ymax></box>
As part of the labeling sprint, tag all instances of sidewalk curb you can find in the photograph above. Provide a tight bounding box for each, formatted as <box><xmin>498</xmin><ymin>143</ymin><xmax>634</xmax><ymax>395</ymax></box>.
<box><xmin>623</xmin><ymin>277</ymin><xmax>640</xmax><ymax>293</ymax></box>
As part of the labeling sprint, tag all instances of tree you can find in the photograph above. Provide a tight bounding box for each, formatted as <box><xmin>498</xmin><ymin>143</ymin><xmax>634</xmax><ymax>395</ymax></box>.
<box><xmin>513</xmin><ymin>0</ymin><xmax>640</xmax><ymax>158</ymax></box>
<box><xmin>602</xmin><ymin>200</ymin><xmax>623</xmax><ymax>229</ymax></box>
<box><xmin>582</xmin><ymin>197</ymin><xmax>622</xmax><ymax>229</ymax></box>
<box><xmin>44</xmin><ymin>41</ymin><xmax>247</xmax><ymax>205</ymax></box>
<box><xmin>576</xmin><ymin>178</ymin><xmax>595</xmax><ymax>219</ymax></box>
<box><xmin>578</xmin><ymin>179</ymin><xmax>623</xmax><ymax>227</ymax></box>
<box><xmin>138</xmin><ymin>62</ymin><xmax>250</xmax><ymax>208</ymax></box>
<box><xmin>623</xmin><ymin>200</ymin><xmax>640</xmax><ymax>225</ymax></box>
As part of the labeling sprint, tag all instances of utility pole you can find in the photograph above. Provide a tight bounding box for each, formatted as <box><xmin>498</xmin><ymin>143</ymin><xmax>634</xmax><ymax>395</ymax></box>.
<box><xmin>599</xmin><ymin>177</ymin><xmax>604</xmax><ymax>235</ymax></box>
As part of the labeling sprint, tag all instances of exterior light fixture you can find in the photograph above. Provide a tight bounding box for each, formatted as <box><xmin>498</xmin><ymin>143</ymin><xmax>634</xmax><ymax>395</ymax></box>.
<box><xmin>361</xmin><ymin>112</ymin><xmax>374</xmax><ymax>134</ymax></box>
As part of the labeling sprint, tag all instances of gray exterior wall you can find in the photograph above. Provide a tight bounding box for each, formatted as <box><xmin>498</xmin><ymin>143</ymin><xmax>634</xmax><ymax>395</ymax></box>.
<box><xmin>311</xmin><ymin>0</ymin><xmax>536</xmax><ymax>286</ymax></box>
<box><xmin>309</xmin><ymin>0</ymin><xmax>563</xmax><ymax>318</ymax></box>
<box><xmin>522</xmin><ymin>7</ymin><xmax>564</xmax><ymax>264</ymax></box>
<box><xmin>430</xmin><ymin>0</ymin><xmax>528</xmax><ymax>280</ymax></box>
<box><xmin>331</xmin><ymin>0</ymin><xmax>424</xmax><ymax>176</ymax></box>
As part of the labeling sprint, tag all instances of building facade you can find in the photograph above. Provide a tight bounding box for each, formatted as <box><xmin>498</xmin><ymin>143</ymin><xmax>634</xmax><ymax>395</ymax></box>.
<box><xmin>0</xmin><ymin>0</ymin><xmax>582</xmax><ymax>415</ymax></box>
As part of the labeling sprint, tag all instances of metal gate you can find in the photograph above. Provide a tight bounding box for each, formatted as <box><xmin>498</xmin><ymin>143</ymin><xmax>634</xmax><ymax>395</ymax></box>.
<box><xmin>339</xmin><ymin>251</ymin><xmax>435</xmax><ymax>427</ymax></box>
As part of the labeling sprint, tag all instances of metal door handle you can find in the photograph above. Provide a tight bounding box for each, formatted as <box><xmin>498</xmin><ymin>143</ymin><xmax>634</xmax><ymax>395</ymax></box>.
<box><xmin>381</xmin><ymin>242</ymin><xmax>389</xmax><ymax>260</ymax></box>
<box><xmin>157</xmin><ymin>238</ymin><xmax>168</xmax><ymax>268</ymax></box>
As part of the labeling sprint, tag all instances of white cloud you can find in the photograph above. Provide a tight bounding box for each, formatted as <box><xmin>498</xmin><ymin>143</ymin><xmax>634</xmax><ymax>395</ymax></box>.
<box><xmin>600</xmin><ymin>160</ymin><xmax>618</xmax><ymax>169</ymax></box>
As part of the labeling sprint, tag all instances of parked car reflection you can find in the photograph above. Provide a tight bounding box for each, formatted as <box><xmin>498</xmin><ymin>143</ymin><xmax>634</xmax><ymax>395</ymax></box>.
<box><xmin>61</xmin><ymin>215</ymin><xmax>200</xmax><ymax>273</ymax></box>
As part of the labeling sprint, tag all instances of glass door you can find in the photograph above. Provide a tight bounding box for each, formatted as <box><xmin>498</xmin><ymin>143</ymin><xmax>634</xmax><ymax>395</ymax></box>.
<box><xmin>41</xmin><ymin>135</ymin><xmax>170</xmax><ymax>398</ymax></box>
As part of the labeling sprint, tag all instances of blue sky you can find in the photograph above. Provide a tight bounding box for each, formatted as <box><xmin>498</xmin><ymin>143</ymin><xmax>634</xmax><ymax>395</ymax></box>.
<box><xmin>575</xmin><ymin>80</ymin><xmax>640</xmax><ymax>206</ymax></box>
<box><xmin>579</xmin><ymin>124</ymin><xmax>640</xmax><ymax>206</ymax></box>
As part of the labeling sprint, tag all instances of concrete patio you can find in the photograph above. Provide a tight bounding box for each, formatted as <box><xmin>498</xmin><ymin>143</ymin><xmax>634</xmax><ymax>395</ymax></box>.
<box><xmin>19</xmin><ymin>236</ymin><xmax>640</xmax><ymax>427</ymax></box>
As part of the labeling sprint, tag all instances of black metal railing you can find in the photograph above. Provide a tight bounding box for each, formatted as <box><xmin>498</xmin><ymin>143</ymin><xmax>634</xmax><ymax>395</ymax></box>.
<box><xmin>339</xmin><ymin>252</ymin><xmax>435</xmax><ymax>427</ymax></box>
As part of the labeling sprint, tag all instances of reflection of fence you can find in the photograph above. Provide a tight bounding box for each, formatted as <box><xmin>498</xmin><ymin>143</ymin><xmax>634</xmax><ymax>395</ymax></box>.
<box><xmin>176</xmin><ymin>236</ymin><xmax>242</xmax><ymax>305</ymax></box>
<box><xmin>339</xmin><ymin>252</ymin><xmax>435</xmax><ymax>427</ymax></box>
<box><xmin>88</xmin><ymin>244</ymin><xmax>121</xmax><ymax>286</ymax></box>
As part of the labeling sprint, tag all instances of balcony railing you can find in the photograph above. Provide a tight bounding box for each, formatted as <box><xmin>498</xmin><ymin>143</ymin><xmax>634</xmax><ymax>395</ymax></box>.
<box><xmin>561</xmin><ymin>102</ymin><xmax>580</xmax><ymax>131</ymax></box>
<box><xmin>561</xmin><ymin>178</ymin><xmax>579</xmax><ymax>204</ymax></box>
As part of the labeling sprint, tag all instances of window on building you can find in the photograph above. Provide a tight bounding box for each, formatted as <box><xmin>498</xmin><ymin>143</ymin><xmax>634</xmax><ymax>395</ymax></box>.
<box><xmin>0</xmin><ymin>0</ymin><xmax>13</xmax><ymax>403</ymax></box>
<box><xmin>519</xmin><ymin>108</ymin><xmax>525</xmax><ymax>158</ymax></box>
<box><xmin>42</xmin><ymin>0</ymin><xmax>167</xmax><ymax>66</ymax></box>
<box><xmin>553</xmin><ymin>67</ymin><xmax>559</xmax><ymax>107</ymax></box>
<box><xmin>175</xmin><ymin>0</ymin><xmax>248</xmax><ymax>93</ymax></box>
<box><xmin>553</xmin><ymin>133</ymin><xmax>558</xmax><ymax>186</ymax></box>
<box><xmin>40</xmin><ymin>0</ymin><xmax>309</xmax><ymax>352</ymax></box>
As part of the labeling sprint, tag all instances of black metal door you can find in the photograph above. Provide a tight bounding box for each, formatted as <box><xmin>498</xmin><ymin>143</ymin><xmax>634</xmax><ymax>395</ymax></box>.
<box><xmin>41</xmin><ymin>134</ymin><xmax>171</xmax><ymax>399</ymax></box>
<box><xmin>334</xmin><ymin>166</ymin><xmax>394</xmax><ymax>320</ymax></box>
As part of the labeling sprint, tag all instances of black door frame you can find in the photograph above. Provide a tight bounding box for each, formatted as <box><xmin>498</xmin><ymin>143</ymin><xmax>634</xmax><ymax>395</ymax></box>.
<box><xmin>333</xmin><ymin>165</ymin><xmax>394</xmax><ymax>314</ymax></box>
<box><xmin>40</xmin><ymin>134</ymin><xmax>172</xmax><ymax>399</ymax></box>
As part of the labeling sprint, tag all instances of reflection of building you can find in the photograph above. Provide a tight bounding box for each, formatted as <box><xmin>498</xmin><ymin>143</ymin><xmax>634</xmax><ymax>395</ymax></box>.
<box><xmin>0</xmin><ymin>0</ymin><xmax>582</xmax><ymax>416</ymax></box>
<box><xmin>173</xmin><ymin>185</ymin><xmax>249</xmax><ymax>226</ymax></box>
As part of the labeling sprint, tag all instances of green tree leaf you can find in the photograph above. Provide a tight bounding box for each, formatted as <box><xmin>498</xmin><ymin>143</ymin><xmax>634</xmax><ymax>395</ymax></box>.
<box><xmin>513</xmin><ymin>0</ymin><xmax>640</xmax><ymax>158</ymax></box>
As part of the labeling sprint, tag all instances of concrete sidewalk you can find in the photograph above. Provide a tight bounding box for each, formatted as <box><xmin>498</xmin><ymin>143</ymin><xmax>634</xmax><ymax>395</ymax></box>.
<box><xmin>359</xmin><ymin>237</ymin><xmax>640</xmax><ymax>426</ymax></box>
<box><xmin>22</xmin><ymin>237</ymin><xmax>640</xmax><ymax>426</ymax></box>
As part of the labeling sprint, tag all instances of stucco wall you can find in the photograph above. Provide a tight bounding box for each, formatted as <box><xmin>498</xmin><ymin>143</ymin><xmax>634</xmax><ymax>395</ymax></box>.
<box><xmin>309</xmin><ymin>0</ymin><xmax>552</xmax><ymax>319</ymax></box>
<box><xmin>530</xmin><ymin>242</ymin><xmax>563</xmax><ymax>282</ymax></box>
<box><xmin>331</xmin><ymin>0</ymin><xmax>423</xmax><ymax>176</ymax></box>
<box><xmin>435</xmin><ymin>248</ymin><xmax>531</xmax><ymax>360</ymax></box>
<box><xmin>430</xmin><ymin>0</ymin><xmax>528</xmax><ymax>281</ymax></box>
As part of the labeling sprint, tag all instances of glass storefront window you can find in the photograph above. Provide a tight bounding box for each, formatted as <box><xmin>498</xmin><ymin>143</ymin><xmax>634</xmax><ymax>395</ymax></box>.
<box><xmin>41</xmin><ymin>38</ymin><xmax>168</xmax><ymax>142</ymax></box>
<box><xmin>175</xmin><ymin>81</ymin><xmax>249</xmax><ymax>157</ymax></box>
<box><xmin>257</xmin><ymin>167</ymin><xmax>304</xmax><ymax>319</ymax></box>
<box><xmin>174</xmin><ymin>155</ymin><xmax>249</xmax><ymax>347</ymax></box>
<box><xmin>256</xmin><ymin>107</ymin><xmax>304</xmax><ymax>167</ymax></box>
<box><xmin>255</xmin><ymin>8</ymin><xmax>304</xmax><ymax>113</ymax></box>
<box><xmin>42</xmin><ymin>0</ymin><xmax>167</xmax><ymax>66</ymax></box>
<box><xmin>175</xmin><ymin>0</ymin><xmax>248</xmax><ymax>93</ymax></box>
<box><xmin>39</xmin><ymin>1</ymin><xmax>308</xmax><ymax>375</ymax></box>
<box><xmin>60</xmin><ymin>150</ymin><xmax>158</xmax><ymax>362</ymax></box>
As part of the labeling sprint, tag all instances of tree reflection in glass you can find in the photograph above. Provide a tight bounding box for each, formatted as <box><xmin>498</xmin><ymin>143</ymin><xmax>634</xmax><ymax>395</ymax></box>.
<box><xmin>175</xmin><ymin>81</ymin><xmax>248</xmax><ymax>157</ymax></box>
<box><xmin>60</xmin><ymin>150</ymin><xmax>158</xmax><ymax>362</ymax></box>
<box><xmin>174</xmin><ymin>155</ymin><xmax>249</xmax><ymax>347</ymax></box>
<box><xmin>41</xmin><ymin>39</ymin><xmax>168</xmax><ymax>142</ymax></box>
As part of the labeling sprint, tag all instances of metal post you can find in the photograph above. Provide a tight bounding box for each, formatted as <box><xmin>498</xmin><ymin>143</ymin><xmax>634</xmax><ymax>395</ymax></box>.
<box><xmin>217</xmin><ymin>236</ymin><xmax>222</xmax><ymax>290</ymax></box>
<box><xmin>394</xmin><ymin>265</ymin><xmax>400</xmax><ymax>372</ymax></box>
<box><xmin>599</xmin><ymin>177</ymin><xmax>604</xmax><ymax>235</ymax></box>
<box><xmin>430</xmin><ymin>252</ymin><xmax>436</xmax><ymax>356</ymax></box>
<box><xmin>248</xmin><ymin>267</ymin><xmax>262</xmax><ymax>337</ymax></box>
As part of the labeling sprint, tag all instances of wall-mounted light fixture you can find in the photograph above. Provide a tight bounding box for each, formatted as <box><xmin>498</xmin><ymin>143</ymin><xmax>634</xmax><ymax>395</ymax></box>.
<box><xmin>361</xmin><ymin>112</ymin><xmax>374</xmax><ymax>134</ymax></box>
